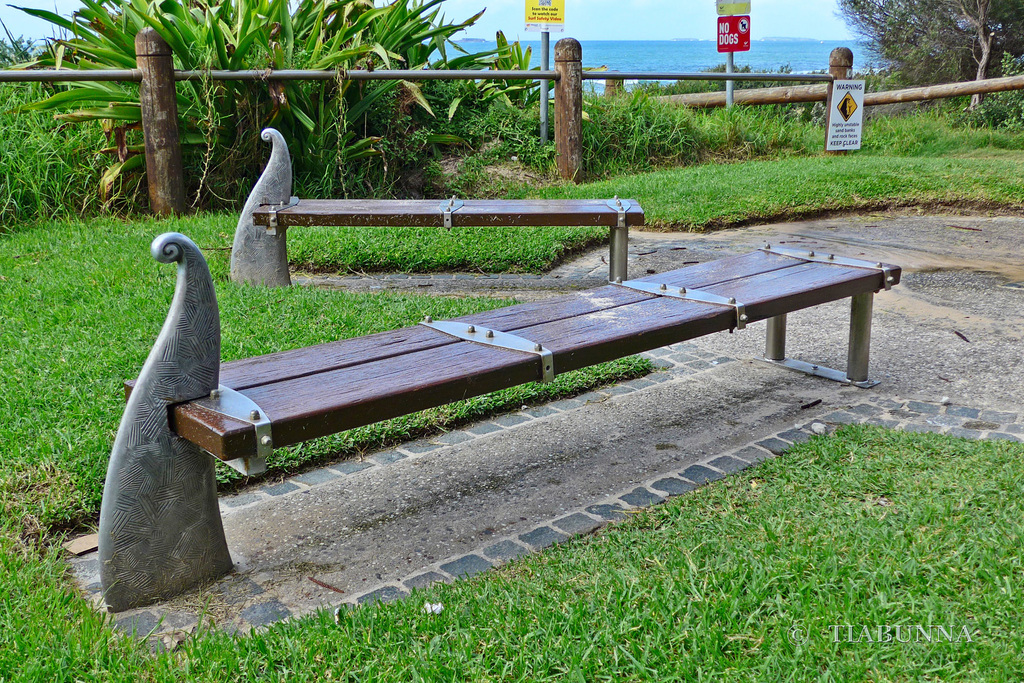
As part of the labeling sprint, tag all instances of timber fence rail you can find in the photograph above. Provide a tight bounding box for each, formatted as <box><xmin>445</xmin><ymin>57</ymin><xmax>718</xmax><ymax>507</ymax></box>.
<box><xmin>663</xmin><ymin>74</ymin><xmax>1024</xmax><ymax>109</ymax></box>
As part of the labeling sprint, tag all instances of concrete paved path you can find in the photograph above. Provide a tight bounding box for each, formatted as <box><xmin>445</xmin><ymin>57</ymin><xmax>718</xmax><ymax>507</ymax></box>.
<box><xmin>70</xmin><ymin>213</ymin><xmax>1024</xmax><ymax>645</ymax></box>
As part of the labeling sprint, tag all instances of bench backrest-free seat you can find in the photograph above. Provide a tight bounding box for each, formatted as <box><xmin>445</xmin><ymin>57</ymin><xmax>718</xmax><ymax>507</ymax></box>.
<box><xmin>231</xmin><ymin>129</ymin><xmax>643</xmax><ymax>287</ymax></box>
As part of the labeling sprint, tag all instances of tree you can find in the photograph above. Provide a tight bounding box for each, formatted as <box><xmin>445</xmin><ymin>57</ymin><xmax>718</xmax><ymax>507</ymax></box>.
<box><xmin>839</xmin><ymin>0</ymin><xmax>1024</xmax><ymax>102</ymax></box>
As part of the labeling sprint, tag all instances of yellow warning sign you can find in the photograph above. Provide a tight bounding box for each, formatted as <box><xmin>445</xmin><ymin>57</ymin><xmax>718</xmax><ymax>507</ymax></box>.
<box><xmin>837</xmin><ymin>92</ymin><xmax>858</xmax><ymax>121</ymax></box>
<box><xmin>525</xmin><ymin>0</ymin><xmax>565</xmax><ymax>31</ymax></box>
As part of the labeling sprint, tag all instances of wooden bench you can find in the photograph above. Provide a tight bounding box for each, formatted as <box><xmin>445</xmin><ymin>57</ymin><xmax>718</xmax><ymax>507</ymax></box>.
<box><xmin>230</xmin><ymin>129</ymin><xmax>644</xmax><ymax>287</ymax></box>
<box><xmin>99</xmin><ymin>230</ymin><xmax>900</xmax><ymax>611</ymax></box>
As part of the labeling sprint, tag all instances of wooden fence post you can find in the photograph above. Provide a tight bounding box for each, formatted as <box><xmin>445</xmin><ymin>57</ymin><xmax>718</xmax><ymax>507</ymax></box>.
<box><xmin>604</xmin><ymin>79</ymin><xmax>624</xmax><ymax>97</ymax></box>
<box><xmin>555</xmin><ymin>38</ymin><xmax>583</xmax><ymax>182</ymax></box>
<box><xmin>135</xmin><ymin>28</ymin><xmax>185</xmax><ymax>215</ymax></box>
<box><xmin>824</xmin><ymin>47</ymin><xmax>854</xmax><ymax>156</ymax></box>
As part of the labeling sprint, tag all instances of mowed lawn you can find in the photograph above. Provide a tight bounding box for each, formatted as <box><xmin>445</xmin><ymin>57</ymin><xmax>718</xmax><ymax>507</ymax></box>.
<box><xmin>4</xmin><ymin>428</ymin><xmax>1022</xmax><ymax>681</ymax></box>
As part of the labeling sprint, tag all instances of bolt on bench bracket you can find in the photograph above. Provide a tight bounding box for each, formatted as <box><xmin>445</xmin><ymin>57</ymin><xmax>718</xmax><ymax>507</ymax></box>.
<box><xmin>262</xmin><ymin>196</ymin><xmax>299</xmax><ymax>235</ymax></box>
<box><xmin>439</xmin><ymin>197</ymin><xmax>464</xmax><ymax>228</ymax></box>
<box><xmin>761</xmin><ymin>244</ymin><xmax>896</xmax><ymax>290</ymax></box>
<box><xmin>191</xmin><ymin>385</ymin><xmax>272</xmax><ymax>475</ymax></box>
<box><xmin>420</xmin><ymin>318</ymin><xmax>555</xmax><ymax>383</ymax></box>
<box><xmin>614</xmin><ymin>279</ymin><xmax>748</xmax><ymax>330</ymax></box>
<box><xmin>606</xmin><ymin>197</ymin><xmax>630</xmax><ymax>228</ymax></box>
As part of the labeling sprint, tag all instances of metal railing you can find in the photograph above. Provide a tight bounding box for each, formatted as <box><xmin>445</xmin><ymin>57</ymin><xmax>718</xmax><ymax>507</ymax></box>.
<box><xmin>0</xmin><ymin>68</ymin><xmax>838</xmax><ymax>84</ymax></box>
<box><xmin>0</xmin><ymin>68</ymin><xmax>560</xmax><ymax>83</ymax></box>
<box><xmin>583</xmin><ymin>72</ymin><xmax>832</xmax><ymax>83</ymax></box>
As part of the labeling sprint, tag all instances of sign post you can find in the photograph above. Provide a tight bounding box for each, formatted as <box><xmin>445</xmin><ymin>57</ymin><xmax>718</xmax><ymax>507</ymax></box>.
<box><xmin>526</xmin><ymin>0</ymin><xmax>565</xmax><ymax>143</ymax></box>
<box><xmin>826</xmin><ymin>79</ymin><xmax>865</xmax><ymax>151</ymax></box>
<box><xmin>717</xmin><ymin>14</ymin><xmax>750</xmax><ymax>108</ymax></box>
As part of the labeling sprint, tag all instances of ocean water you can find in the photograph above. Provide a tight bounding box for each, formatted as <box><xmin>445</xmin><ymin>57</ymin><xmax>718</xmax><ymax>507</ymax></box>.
<box><xmin>455</xmin><ymin>38</ymin><xmax>870</xmax><ymax>76</ymax></box>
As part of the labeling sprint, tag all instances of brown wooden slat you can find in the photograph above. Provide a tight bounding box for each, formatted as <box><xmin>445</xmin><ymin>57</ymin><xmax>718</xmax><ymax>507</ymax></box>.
<box><xmin>251</xmin><ymin>198</ymin><xmax>645</xmax><ymax>228</ymax></box>
<box><xmin>216</xmin><ymin>250</ymin><xmax>800</xmax><ymax>389</ymax></box>
<box><xmin>172</xmin><ymin>257</ymin><xmax>900</xmax><ymax>460</ymax></box>
<box><xmin>174</xmin><ymin>299</ymin><xmax>727</xmax><ymax>459</ymax></box>
<box><xmin>507</xmin><ymin>260</ymin><xmax>900</xmax><ymax>375</ymax></box>
<box><xmin>166</xmin><ymin>253</ymin><xmax>901</xmax><ymax>460</ymax></box>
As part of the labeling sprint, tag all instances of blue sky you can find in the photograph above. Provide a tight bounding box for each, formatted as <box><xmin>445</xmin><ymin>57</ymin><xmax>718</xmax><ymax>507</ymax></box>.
<box><xmin>1</xmin><ymin>0</ymin><xmax>854</xmax><ymax>42</ymax></box>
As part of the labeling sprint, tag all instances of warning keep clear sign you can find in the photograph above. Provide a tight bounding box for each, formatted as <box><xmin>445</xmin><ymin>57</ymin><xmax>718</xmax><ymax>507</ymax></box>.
<box><xmin>826</xmin><ymin>80</ymin><xmax>865</xmax><ymax>151</ymax></box>
<box><xmin>526</xmin><ymin>0</ymin><xmax>565</xmax><ymax>32</ymax></box>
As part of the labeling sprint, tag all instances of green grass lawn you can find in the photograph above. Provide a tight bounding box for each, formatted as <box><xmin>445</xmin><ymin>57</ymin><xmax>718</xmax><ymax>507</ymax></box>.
<box><xmin>5</xmin><ymin>427</ymin><xmax>1022</xmax><ymax>681</ymax></box>
<box><xmin>535</xmin><ymin>153</ymin><xmax>1024</xmax><ymax>230</ymax></box>
<box><xmin>293</xmin><ymin>149</ymin><xmax>1024</xmax><ymax>274</ymax></box>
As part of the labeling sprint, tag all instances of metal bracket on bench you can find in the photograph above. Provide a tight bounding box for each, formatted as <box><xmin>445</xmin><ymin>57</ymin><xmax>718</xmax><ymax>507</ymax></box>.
<box><xmin>607</xmin><ymin>196</ymin><xmax>630</xmax><ymax>228</ymax></box>
<box><xmin>615</xmin><ymin>279</ymin><xmax>748</xmax><ymax>330</ymax></box>
<box><xmin>191</xmin><ymin>385</ymin><xmax>272</xmax><ymax>476</ymax></box>
<box><xmin>761</xmin><ymin>244</ymin><xmax>896</xmax><ymax>291</ymax></box>
<box><xmin>420</xmin><ymin>318</ymin><xmax>555</xmax><ymax>383</ymax></box>
<box><xmin>761</xmin><ymin>357</ymin><xmax>880</xmax><ymax>389</ymax></box>
<box><xmin>440</xmin><ymin>197</ymin><xmax>464</xmax><ymax>229</ymax></box>
<box><xmin>263</xmin><ymin>196</ymin><xmax>300</xmax><ymax>235</ymax></box>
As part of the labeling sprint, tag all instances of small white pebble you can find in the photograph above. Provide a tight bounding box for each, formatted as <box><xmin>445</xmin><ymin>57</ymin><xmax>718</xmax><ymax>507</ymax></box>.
<box><xmin>511</xmin><ymin>155</ymin><xmax>519</xmax><ymax>162</ymax></box>
<box><xmin>940</xmin><ymin>396</ymin><xmax>951</xmax><ymax>406</ymax></box>
<box><xmin>811</xmin><ymin>422</ymin><xmax>828</xmax><ymax>435</ymax></box>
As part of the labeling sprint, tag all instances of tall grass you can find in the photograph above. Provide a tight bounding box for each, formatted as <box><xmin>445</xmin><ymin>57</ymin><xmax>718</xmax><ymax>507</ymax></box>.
<box><xmin>0</xmin><ymin>83</ymin><xmax>111</xmax><ymax>226</ymax></box>
<box><xmin>579</xmin><ymin>92</ymin><xmax>822</xmax><ymax>178</ymax></box>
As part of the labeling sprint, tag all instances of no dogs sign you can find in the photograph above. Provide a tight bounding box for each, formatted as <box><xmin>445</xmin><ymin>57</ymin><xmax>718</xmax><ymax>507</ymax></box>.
<box><xmin>717</xmin><ymin>15</ymin><xmax>750</xmax><ymax>53</ymax></box>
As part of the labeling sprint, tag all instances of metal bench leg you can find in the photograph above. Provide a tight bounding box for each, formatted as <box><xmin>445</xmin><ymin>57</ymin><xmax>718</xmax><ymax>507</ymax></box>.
<box><xmin>846</xmin><ymin>292</ymin><xmax>873</xmax><ymax>383</ymax></box>
<box><xmin>230</xmin><ymin>128</ymin><xmax>293</xmax><ymax>287</ymax></box>
<box><xmin>609</xmin><ymin>224</ymin><xmax>628</xmax><ymax>283</ymax></box>
<box><xmin>99</xmin><ymin>233</ymin><xmax>232</xmax><ymax>612</ymax></box>
<box><xmin>765</xmin><ymin>314</ymin><xmax>787</xmax><ymax>361</ymax></box>
<box><xmin>759</xmin><ymin>294</ymin><xmax>879</xmax><ymax>388</ymax></box>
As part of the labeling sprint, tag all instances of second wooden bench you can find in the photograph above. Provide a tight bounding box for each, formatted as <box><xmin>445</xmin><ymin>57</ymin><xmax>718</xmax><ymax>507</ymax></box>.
<box><xmin>230</xmin><ymin>129</ymin><xmax>644</xmax><ymax>287</ymax></box>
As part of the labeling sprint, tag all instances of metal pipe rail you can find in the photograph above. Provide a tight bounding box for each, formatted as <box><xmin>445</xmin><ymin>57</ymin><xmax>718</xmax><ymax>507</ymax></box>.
<box><xmin>584</xmin><ymin>71</ymin><xmax>833</xmax><ymax>82</ymax></box>
<box><xmin>0</xmin><ymin>68</ymin><xmax>560</xmax><ymax>83</ymax></box>
<box><xmin>0</xmin><ymin>68</ymin><xmax>833</xmax><ymax>84</ymax></box>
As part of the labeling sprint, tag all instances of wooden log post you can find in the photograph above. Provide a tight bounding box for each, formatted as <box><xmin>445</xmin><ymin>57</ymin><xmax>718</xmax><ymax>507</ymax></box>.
<box><xmin>604</xmin><ymin>79</ymin><xmax>624</xmax><ymax>97</ymax></box>
<box><xmin>555</xmin><ymin>38</ymin><xmax>583</xmax><ymax>182</ymax></box>
<box><xmin>824</xmin><ymin>47</ymin><xmax>854</xmax><ymax>156</ymax></box>
<box><xmin>135</xmin><ymin>28</ymin><xmax>185</xmax><ymax>215</ymax></box>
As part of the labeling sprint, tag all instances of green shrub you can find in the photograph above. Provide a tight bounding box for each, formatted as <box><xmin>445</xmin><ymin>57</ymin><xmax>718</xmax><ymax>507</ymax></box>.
<box><xmin>0</xmin><ymin>82</ymin><xmax>111</xmax><ymax>225</ymax></box>
<box><xmin>961</xmin><ymin>54</ymin><xmax>1024</xmax><ymax>130</ymax></box>
<box><xmin>0</xmin><ymin>33</ymin><xmax>34</xmax><ymax>66</ymax></box>
<box><xmin>578</xmin><ymin>92</ymin><xmax>821</xmax><ymax>178</ymax></box>
<box><xmin>11</xmin><ymin>0</ymin><xmax>507</xmax><ymax>209</ymax></box>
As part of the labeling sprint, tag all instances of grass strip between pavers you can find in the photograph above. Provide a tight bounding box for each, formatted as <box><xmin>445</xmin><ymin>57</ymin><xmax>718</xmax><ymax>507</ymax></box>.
<box><xmin>3</xmin><ymin>427</ymin><xmax>1022</xmax><ymax>681</ymax></box>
